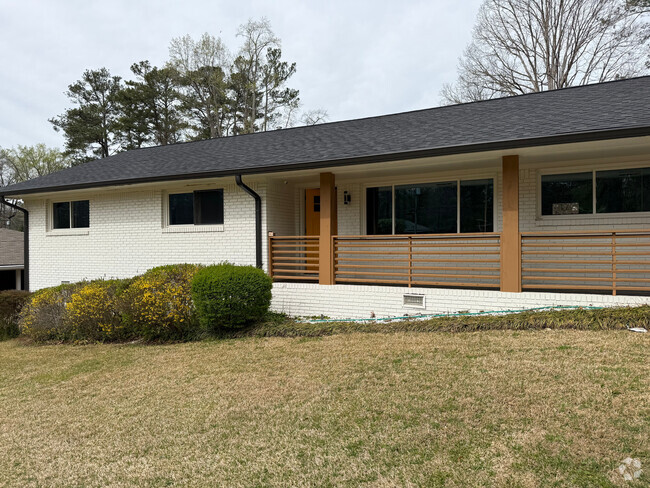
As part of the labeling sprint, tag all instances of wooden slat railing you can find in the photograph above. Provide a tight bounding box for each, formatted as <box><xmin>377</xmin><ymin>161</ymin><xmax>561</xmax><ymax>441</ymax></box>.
<box><xmin>521</xmin><ymin>229</ymin><xmax>650</xmax><ymax>295</ymax></box>
<box><xmin>333</xmin><ymin>233</ymin><xmax>501</xmax><ymax>289</ymax></box>
<box><xmin>268</xmin><ymin>234</ymin><xmax>320</xmax><ymax>282</ymax></box>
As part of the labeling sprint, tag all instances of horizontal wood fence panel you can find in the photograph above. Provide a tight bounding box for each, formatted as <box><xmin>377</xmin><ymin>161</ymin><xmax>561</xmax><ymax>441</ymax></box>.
<box><xmin>268</xmin><ymin>235</ymin><xmax>320</xmax><ymax>283</ymax></box>
<box><xmin>334</xmin><ymin>233</ymin><xmax>501</xmax><ymax>289</ymax></box>
<box><xmin>521</xmin><ymin>230</ymin><xmax>650</xmax><ymax>295</ymax></box>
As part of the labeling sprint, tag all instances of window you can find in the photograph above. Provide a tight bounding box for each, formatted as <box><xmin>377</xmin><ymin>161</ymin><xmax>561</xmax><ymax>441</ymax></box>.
<box><xmin>395</xmin><ymin>182</ymin><xmax>457</xmax><ymax>234</ymax></box>
<box><xmin>366</xmin><ymin>186</ymin><xmax>392</xmax><ymax>235</ymax></box>
<box><xmin>52</xmin><ymin>200</ymin><xmax>90</xmax><ymax>229</ymax></box>
<box><xmin>541</xmin><ymin>166</ymin><xmax>650</xmax><ymax>216</ymax></box>
<box><xmin>541</xmin><ymin>172</ymin><xmax>592</xmax><ymax>215</ymax></box>
<box><xmin>169</xmin><ymin>189</ymin><xmax>224</xmax><ymax>226</ymax></box>
<box><xmin>596</xmin><ymin>167</ymin><xmax>650</xmax><ymax>213</ymax></box>
<box><xmin>460</xmin><ymin>179</ymin><xmax>494</xmax><ymax>232</ymax></box>
<box><xmin>366</xmin><ymin>178</ymin><xmax>493</xmax><ymax>235</ymax></box>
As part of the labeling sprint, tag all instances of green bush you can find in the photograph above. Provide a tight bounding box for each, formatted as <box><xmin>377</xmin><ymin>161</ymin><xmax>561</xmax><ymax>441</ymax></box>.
<box><xmin>0</xmin><ymin>290</ymin><xmax>32</xmax><ymax>340</ymax></box>
<box><xmin>119</xmin><ymin>264</ymin><xmax>201</xmax><ymax>340</ymax></box>
<box><xmin>192</xmin><ymin>264</ymin><xmax>272</xmax><ymax>330</ymax></box>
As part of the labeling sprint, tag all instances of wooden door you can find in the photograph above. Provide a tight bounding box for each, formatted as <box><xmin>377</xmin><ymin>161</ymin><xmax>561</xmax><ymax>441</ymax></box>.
<box><xmin>305</xmin><ymin>188</ymin><xmax>320</xmax><ymax>236</ymax></box>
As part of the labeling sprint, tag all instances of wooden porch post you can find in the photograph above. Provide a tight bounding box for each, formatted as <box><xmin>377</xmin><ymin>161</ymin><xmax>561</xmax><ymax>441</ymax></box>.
<box><xmin>319</xmin><ymin>172</ymin><xmax>337</xmax><ymax>285</ymax></box>
<box><xmin>501</xmin><ymin>155</ymin><xmax>522</xmax><ymax>292</ymax></box>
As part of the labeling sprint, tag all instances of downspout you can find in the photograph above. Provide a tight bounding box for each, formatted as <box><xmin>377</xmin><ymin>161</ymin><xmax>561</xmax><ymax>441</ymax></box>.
<box><xmin>234</xmin><ymin>176</ymin><xmax>263</xmax><ymax>269</ymax></box>
<box><xmin>0</xmin><ymin>197</ymin><xmax>29</xmax><ymax>291</ymax></box>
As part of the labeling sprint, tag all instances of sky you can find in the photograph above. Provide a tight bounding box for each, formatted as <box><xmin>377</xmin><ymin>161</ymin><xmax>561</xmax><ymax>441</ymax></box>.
<box><xmin>0</xmin><ymin>0</ymin><xmax>483</xmax><ymax>149</ymax></box>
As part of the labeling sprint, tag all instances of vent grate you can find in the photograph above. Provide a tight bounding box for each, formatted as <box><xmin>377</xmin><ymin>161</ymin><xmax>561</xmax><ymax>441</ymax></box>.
<box><xmin>403</xmin><ymin>294</ymin><xmax>425</xmax><ymax>309</ymax></box>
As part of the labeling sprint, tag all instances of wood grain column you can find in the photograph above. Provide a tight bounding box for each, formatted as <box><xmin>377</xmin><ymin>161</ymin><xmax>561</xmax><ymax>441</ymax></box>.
<box><xmin>501</xmin><ymin>155</ymin><xmax>522</xmax><ymax>292</ymax></box>
<box><xmin>319</xmin><ymin>172</ymin><xmax>337</xmax><ymax>285</ymax></box>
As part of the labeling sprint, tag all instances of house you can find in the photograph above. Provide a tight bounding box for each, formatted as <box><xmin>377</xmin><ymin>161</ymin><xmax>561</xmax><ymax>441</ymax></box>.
<box><xmin>2</xmin><ymin>77</ymin><xmax>650</xmax><ymax>318</ymax></box>
<box><xmin>0</xmin><ymin>228</ymin><xmax>25</xmax><ymax>291</ymax></box>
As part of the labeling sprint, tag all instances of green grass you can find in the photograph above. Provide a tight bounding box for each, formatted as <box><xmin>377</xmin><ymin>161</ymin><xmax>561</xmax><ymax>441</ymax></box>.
<box><xmin>0</xmin><ymin>329</ymin><xmax>648</xmax><ymax>487</ymax></box>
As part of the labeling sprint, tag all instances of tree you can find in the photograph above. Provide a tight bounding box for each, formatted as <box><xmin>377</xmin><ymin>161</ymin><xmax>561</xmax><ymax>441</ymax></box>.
<box><xmin>301</xmin><ymin>108</ymin><xmax>329</xmax><ymax>126</ymax></box>
<box><xmin>235</xmin><ymin>18</ymin><xmax>280</xmax><ymax>133</ymax></box>
<box><xmin>442</xmin><ymin>0</ymin><xmax>650</xmax><ymax>104</ymax></box>
<box><xmin>50</xmin><ymin>68</ymin><xmax>123</xmax><ymax>162</ymax></box>
<box><xmin>116</xmin><ymin>61</ymin><xmax>186</xmax><ymax>149</ymax></box>
<box><xmin>169</xmin><ymin>34</ymin><xmax>232</xmax><ymax>139</ymax></box>
<box><xmin>260</xmin><ymin>48</ymin><xmax>299</xmax><ymax>130</ymax></box>
<box><xmin>0</xmin><ymin>144</ymin><xmax>70</xmax><ymax>229</ymax></box>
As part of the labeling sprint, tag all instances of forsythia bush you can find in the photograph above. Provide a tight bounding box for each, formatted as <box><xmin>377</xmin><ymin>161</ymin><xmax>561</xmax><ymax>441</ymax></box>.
<box><xmin>17</xmin><ymin>263</ymin><xmax>271</xmax><ymax>342</ymax></box>
<box><xmin>192</xmin><ymin>263</ymin><xmax>272</xmax><ymax>329</ymax></box>
<box><xmin>65</xmin><ymin>281</ymin><xmax>122</xmax><ymax>341</ymax></box>
<box><xmin>20</xmin><ymin>285</ymin><xmax>76</xmax><ymax>342</ymax></box>
<box><xmin>120</xmin><ymin>264</ymin><xmax>201</xmax><ymax>339</ymax></box>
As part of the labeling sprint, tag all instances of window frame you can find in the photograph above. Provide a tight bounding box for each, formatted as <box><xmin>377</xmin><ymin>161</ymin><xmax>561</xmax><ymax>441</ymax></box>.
<box><xmin>49</xmin><ymin>199</ymin><xmax>90</xmax><ymax>233</ymax></box>
<box><xmin>537</xmin><ymin>162</ymin><xmax>650</xmax><ymax>220</ymax></box>
<box><xmin>163</xmin><ymin>188</ymin><xmax>225</xmax><ymax>233</ymax></box>
<box><xmin>362</xmin><ymin>174</ymin><xmax>497</xmax><ymax>235</ymax></box>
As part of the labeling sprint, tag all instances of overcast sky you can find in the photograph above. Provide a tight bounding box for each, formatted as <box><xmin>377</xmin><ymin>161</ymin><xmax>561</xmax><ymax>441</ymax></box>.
<box><xmin>0</xmin><ymin>0</ymin><xmax>483</xmax><ymax>149</ymax></box>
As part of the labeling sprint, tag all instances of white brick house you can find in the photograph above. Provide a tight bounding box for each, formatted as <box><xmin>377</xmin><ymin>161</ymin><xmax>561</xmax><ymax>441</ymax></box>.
<box><xmin>3</xmin><ymin>78</ymin><xmax>650</xmax><ymax>318</ymax></box>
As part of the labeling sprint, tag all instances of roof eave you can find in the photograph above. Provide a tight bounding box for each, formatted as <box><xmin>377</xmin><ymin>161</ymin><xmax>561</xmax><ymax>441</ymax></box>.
<box><xmin>2</xmin><ymin>125</ymin><xmax>650</xmax><ymax>198</ymax></box>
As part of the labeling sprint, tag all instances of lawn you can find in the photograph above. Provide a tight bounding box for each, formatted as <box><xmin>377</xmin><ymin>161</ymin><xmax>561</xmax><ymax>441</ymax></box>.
<box><xmin>0</xmin><ymin>330</ymin><xmax>648</xmax><ymax>487</ymax></box>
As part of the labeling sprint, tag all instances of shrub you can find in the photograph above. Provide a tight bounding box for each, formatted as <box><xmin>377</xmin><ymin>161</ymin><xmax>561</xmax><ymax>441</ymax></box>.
<box><xmin>65</xmin><ymin>281</ymin><xmax>123</xmax><ymax>341</ymax></box>
<box><xmin>192</xmin><ymin>263</ymin><xmax>272</xmax><ymax>330</ymax></box>
<box><xmin>19</xmin><ymin>284</ymin><xmax>77</xmax><ymax>342</ymax></box>
<box><xmin>19</xmin><ymin>280</ymin><xmax>133</xmax><ymax>343</ymax></box>
<box><xmin>0</xmin><ymin>290</ymin><xmax>32</xmax><ymax>340</ymax></box>
<box><xmin>120</xmin><ymin>264</ymin><xmax>201</xmax><ymax>340</ymax></box>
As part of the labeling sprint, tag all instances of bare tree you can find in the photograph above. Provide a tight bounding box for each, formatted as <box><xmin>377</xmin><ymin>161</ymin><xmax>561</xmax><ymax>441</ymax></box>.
<box><xmin>235</xmin><ymin>18</ymin><xmax>280</xmax><ymax>133</ymax></box>
<box><xmin>301</xmin><ymin>108</ymin><xmax>329</xmax><ymax>126</ymax></box>
<box><xmin>442</xmin><ymin>0</ymin><xmax>650</xmax><ymax>104</ymax></box>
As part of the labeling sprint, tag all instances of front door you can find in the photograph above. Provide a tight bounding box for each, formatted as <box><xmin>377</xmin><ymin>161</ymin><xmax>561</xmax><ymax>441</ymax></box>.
<box><xmin>305</xmin><ymin>188</ymin><xmax>320</xmax><ymax>236</ymax></box>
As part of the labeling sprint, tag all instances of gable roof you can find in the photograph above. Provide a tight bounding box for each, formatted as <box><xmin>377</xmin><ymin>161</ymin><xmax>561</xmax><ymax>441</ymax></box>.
<box><xmin>0</xmin><ymin>228</ymin><xmax>24</xmax><ymax>267</ymax></box>
<box><xmin>3</xmin><ymin>76</ymin><xmax>650</xmax><ymax>197</ymax></box>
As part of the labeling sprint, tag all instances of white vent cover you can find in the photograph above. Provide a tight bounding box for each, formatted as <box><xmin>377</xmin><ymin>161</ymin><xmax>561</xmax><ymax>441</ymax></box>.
<box><xmin>403</xmin><ymin>294</ymin><xmax>425</xmax><ymax>309</ymax></box>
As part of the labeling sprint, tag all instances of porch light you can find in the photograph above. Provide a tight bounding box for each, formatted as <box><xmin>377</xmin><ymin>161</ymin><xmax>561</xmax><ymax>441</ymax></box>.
<box><xmin>343</xmin><ymin>191</ymin><xmax>351</xmax><ymax>205</ymax></box>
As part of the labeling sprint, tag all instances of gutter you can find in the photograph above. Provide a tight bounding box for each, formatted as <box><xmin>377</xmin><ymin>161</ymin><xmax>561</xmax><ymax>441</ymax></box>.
<box><xmin>2</xmin><ymin>126</ymin><xmax>650</xmax><ymax>197</ymax></box>
<box><xmin>234</xmin><ymin>175</ymin><xmax>263</xmax><ymax>269</ymax></box>
<box><xmin>0</xmin><ymin>197</ymin><xmax>29</xmax><ymax>291</ymax></box>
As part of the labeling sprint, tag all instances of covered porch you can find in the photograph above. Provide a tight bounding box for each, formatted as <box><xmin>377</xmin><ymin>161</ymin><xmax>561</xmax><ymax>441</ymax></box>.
<box><xmin>266</xmin><ymin>149</ymin><xmax>650</xmax><ymax>297</ymax></box>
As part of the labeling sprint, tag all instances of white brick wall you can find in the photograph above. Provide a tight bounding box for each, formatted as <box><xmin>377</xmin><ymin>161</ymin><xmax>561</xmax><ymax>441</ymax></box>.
<box><xmin>271</xmin><ymin>282</ymin><xmax>650</xmax><ymax>319</ymax></box>
<box><xmin>26</xmin><ymin>180</ymin><xmax>264</xmax><ymax>290</ymax></box>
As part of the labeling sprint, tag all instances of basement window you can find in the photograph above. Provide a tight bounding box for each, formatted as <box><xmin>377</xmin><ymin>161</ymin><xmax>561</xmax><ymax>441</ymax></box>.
<box><xmin>52</xmin><ymin>200</ymin><xmax>89</xmax><ymax>229</ymax></box>
<box><xmin>169</xmin><ymin>189</ymin><xmax>224</xmax><ymax>225</ymax></box>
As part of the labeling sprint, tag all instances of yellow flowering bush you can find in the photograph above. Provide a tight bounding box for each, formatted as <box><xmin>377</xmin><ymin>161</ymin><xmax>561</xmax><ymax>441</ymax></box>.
<box><xmin>119</xmin><ymin>264</ymin><xmax>202</xmax><ymax>339</ymax></box>
<box><xmin>65</xmin><ymin>282</ymin><xmax>121</xmax><ymax>341</ymax></box>
<box><xmin>19</xmin><ymin>285</ymin><xmax>76</xmax><ymax>341</ymax></box>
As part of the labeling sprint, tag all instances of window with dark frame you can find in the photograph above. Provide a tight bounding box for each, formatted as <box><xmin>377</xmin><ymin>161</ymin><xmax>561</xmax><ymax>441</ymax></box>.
<box><xmin>169</xmin><ymin>189</ymin><xmax>224</xmax><ymax>226</ymax></box>
<box><xmin>366</xmin><ymin>178</ymin><xmax>493</xmax><ymax>235</ymax></box>
<box><xmin>542</xmin><ymin>166</ymin><xmax>650</xmax><ymax>216</ymax></box>
<box><xmin>52</xmin><ymin>200</ymin><xmax>90</xmax><ymax>229</ymax></box>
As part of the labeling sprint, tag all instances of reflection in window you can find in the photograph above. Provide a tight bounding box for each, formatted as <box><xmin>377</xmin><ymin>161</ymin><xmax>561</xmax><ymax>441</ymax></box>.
<box><xmin>366</xmin><ymin>186</ymin><xmax>392</xmax><ymax>234</ymax></box>
<box><xmin>169</xmin><ymin>190</ymin><xmax>224</xmax><ymax>225</ymax></box>
<box><xmin>596</xmin><ymin>167</ymin><xmax>650</xmax><ymax>213</ymax></box>
<box><xmin>395</xmin><ymin>182</ymin><xmax>457</xmax><ymax>234</ymax></box>
<box><xmin>460</xmin><ymin>179</ymin><xmax>494</xmax><ymax>232</ymax></box>
<box><xmin>53</xmin><ymin>200</ymin><xmax>89</xmax><ymax>229</ymax></box>
<box><xmin>366</xmin><ymin>179</ymin><xmax>494</xmax><ymax>235</ymax></box>
<box><xmin>541</xmin><ymin>172</ymin><xmax>592</xmax><ymax>215</ymax></box>
<box><xmin>53</xmin><ymin>202</ymin><xmax>70</xmax><ymax>229</ymax></box>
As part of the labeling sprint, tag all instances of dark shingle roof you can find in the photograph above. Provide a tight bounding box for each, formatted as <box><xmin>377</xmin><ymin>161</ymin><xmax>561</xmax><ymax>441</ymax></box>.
<box><xmin>3</xmin><ymin>77</ymin><xmax>650</xmax><ymax>196</ymax></box>
<box><xmin>0</xmin><ymin>229</ymin><xmax>24</xmax><ymax>266</ymax></box>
